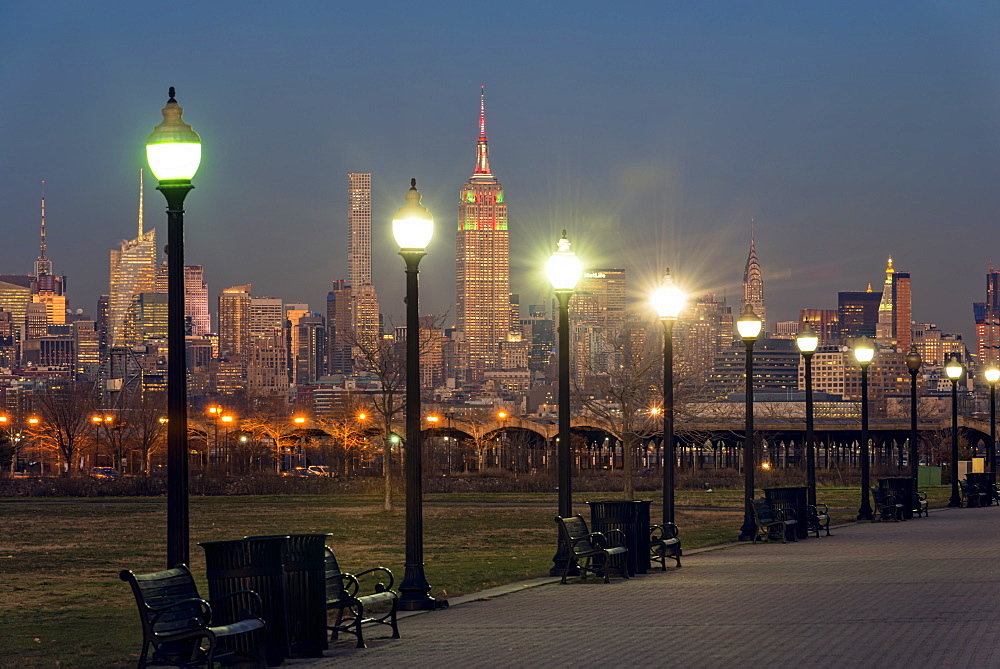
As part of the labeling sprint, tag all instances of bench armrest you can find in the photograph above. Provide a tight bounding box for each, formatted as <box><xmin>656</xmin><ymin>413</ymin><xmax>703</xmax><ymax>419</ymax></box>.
<box><xmin>210</xmin><ymin>589</ymin><xmax>264</xmax><ymax>620</ymax></box>
<box><xmin>149</xmin><ymin>597</ymin><xmax>212</xmax><ymax>627</ymax></box>
<box><xmin>585</xmin><ymin>530</ymin><xmax>626</xmax><ymax>550</ymax></box>
<box><xmin>808</xmin><ymin>503</ymin><xmax>828</xmax><ymax>516</ymax></box>
<box><xmin>352</xmin><ymin>566</ymin><xmax>396</xmax><ymax>591</ymax></box>
<box><xmin>330</xmin><ymin>572</ymin><xmax>361</xmax><ymax>598</ymax></box>
<box><xmin>650</xmin><ymin>523</ymin><xmax>680</xmax><ymax>541</ymax></box>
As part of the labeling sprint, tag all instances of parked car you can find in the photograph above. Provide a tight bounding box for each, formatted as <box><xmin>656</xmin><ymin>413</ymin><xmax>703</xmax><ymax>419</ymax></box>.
<box><xmin>285</xmin><ymin>466</ymin><xmax>321</xmax><ymax>477</ymax></box>
<box><xmin>89</xmin><ymin>467</ymin><xmax>122</xmax><ymax>479</ymax></box>
<box><xmin>307</xmin><ymin>465</ymin><xmax>331</xmax><ymax>477</ymax></box>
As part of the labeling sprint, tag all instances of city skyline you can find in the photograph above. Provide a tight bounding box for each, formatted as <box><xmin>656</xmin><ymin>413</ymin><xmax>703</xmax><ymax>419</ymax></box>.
<box><xmin>2</xmin><ymin>3</ymin><xmax>1000</xmax><ymax>337</ymax></box>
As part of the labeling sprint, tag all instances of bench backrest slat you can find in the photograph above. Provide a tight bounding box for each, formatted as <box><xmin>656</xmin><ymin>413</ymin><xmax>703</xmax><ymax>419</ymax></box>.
<box><xmin>325</xmin><ymin>547</ymin><xmax>348</xmax><ymax>601</ymax></box>
<box><xmin>121</xmin><ymin>566</ymin><xmax>206</xmax><ymax>637</ymax></box>
<box><xmin>556</xmin><ymin>514</ymin><xmax>599</xmax><ymax>554</ymax></box>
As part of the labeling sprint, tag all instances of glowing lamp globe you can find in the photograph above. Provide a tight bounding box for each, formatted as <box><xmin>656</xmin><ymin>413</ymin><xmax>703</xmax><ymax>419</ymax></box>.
<box><xmin>651</xmin><ymin>269</ymin><xmax>685</xmax><ymax>320</ymax></box>
<box><xmin>736</xmin><ymin>304</ymin><xmax>762</xmax><ymax>341</ymax></box>
<box><xmin>146</xmin><ymin>88</ymin><xmax>202</xmax><ymax>182</ymax></box>
<box><xmin>546</xmin><ymin>231</ymin><xmax>583</xmax><ymax>291</ymax></box>
<box><xmin>945</xmin><ymin>356</ymin><xmax>964</xmax><ymax>380</ymax></box>
<box><xmin>392</xmin><ymin>179</ymin><xmax>434</xmax><ymax>251</ymax></box>
<box><xmin>853</xmin><ymin>339</ymin><xmax>875</xmax><ymax>365</ymax></box>
<box><xmin>985</xmin><ymin>366</ymin><xmax>1000</xmax><ymax>384</ymax></box>
<box><xmin>795</xmin><ymin>324</ymin><xmax>819</xmax><ymax>354</ymax></box>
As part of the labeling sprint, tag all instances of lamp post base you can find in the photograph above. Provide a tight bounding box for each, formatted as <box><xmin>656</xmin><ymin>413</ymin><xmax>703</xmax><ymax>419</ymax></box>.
<box><xmin>399</xmin><ymin>562</ymin><xmax>447</xmax><ymax>611</ymax></box>
<box><xmin>947</xmin><ymin>499</ymin><xmax>962</xmax><ymax>508</ymax></box>
<box><xmin>738</xmin><ymin>500</ymin><xmax>756</xmax><ymax>541</ymax></box>
<box><xmin>737</xmin><ymin>525</ymin><xmax>756</xmax><ymax>542</ymax></box>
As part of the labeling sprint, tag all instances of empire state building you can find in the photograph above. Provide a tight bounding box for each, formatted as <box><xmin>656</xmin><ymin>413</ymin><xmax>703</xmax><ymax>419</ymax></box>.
<box><xmin>456</xmin><ymin>89</ymin><xmax>510</xmax><ymax>377</ymax></box>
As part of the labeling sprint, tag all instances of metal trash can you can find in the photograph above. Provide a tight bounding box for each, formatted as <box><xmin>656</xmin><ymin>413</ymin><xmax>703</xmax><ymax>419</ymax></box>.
<box><xmin>588</xmin><ymin>500</ymin><xmax>651</xmax><ymax>575</ymax></box>
<box><xmin>246</xmin><ymin>533</ymin><xmax>329</xmax><ymax>658</ymax></box>
<box><xmin>201</xmin><ymin>536</ymin><xmax>288</xmax><ymax>665</ymax></box>
<box><xmin>966</xmin><ymin>472</ymin><xmax>993</xmax><ymax>506</ymax></box>
<box><xmin>763</xmin><ymin>487</ymin><xmax>809</xmax><ymax>540</ymax></box>
<box><xmin>878</xmin><ymin>477</ymin><xmax>916</xmax><ymax>518</ymax></box>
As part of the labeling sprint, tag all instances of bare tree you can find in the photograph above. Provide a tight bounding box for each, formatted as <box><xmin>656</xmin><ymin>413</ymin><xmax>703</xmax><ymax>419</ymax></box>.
<box><xmin>239</xmin><ymin>397</ymin><xmax>301</xmax><ymax>472</ymax></box>
<box><xmin>313</xmin><ymin>400</ymin><xmax>374</xmax><ymax>476</ymax></box>
<box><xmin>343</xmin><ymin>314</ymin><xmax>446</xmax><ymax>511</ymax></box>
<box><xmin>129</xmin><ymin>392</ymin><xmax>168</xmax><ymax>475</ymax></box>
<box><xmin>27</xmin><ymin>381</ymin><xmax>93</xmax><ymax>476</ymax></box>
<box><xmin>576</xmin><ymin>321</ymin><xmax>660</xmax><ymax>500</ymax></box>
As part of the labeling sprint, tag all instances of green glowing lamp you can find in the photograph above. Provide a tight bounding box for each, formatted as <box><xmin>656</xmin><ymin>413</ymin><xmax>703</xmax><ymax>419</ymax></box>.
<box><xmin>546</xmin><ymin>230</ymin><xmax>583</xmax><ymax>292</ymax></box>
<box><xmin>146</xmin><ymin>87</ymin><xmax>202</xmax><ymax>182</ymax></box>
<box><xmin>651</xmin><ymin>268</ymin><xmax>685</xmax><ymax>320</ymax></box>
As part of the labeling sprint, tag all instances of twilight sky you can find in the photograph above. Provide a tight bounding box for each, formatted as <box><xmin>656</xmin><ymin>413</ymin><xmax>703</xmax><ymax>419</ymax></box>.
<box><xmin>2</xmin><ymin>1</ymin><xmax>999</xmax><ymax>339</ymax></box>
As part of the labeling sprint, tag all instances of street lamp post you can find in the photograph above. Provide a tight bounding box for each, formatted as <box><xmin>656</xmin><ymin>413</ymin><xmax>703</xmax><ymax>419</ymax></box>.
<box><xmin>208</xmin><ymin>406</ymin><xmax>222</xmax><ymax>470</ymax></box>
<box><xmin>91</xmin><ymin>415</ymin><xmax>103</xmax><ymax>468</ymax></box>
<box><xmin>736</xmin><ymin>304</ymin><xmax>763</xmax><ymax>541</ymax></box>
<box><xmin>146</xmin><ymin>87</ymin><xmax>201</xmax><ymax>568</ymax></box>
<box><xmin>985</xmin><ymin>367</ymin><xmax>999</xmax><ymax>487</ymax></box>
<box><xmin>853</xmin><ymin>338</ymin><xmax>875</xmax><ymax>521</ymax></box>
<box><xmin>651</xmin><ymin>268</ymin><xmax>685</xmax><ymax>524</ymax></box>
<box><xmin>392</xmin><ymin>179</ymin><xmax>441</xmax><ymax>610</ymax></box>
<box><xmin>905</xmin><ymin>347</ymin><xmax>922</xmax><ymax>481</ymax></box>
<box><xmin>796</xmin><ymin>324</ymin><xmax>819</xmax><ymax>506</ymax></box>
<box><xmin>546</xmin><ymin>231</ymin><xmax>583</xmax><ymax>574</ymax></box>
<box><xmin>945</xmin><ymin>356</ymin><xmax>964</xmax><ymax>507</ymax></box>
<box><xmin>221</xmin><ymin>415</ymin><xmax>233</xmax><ymax>474</ymax></box>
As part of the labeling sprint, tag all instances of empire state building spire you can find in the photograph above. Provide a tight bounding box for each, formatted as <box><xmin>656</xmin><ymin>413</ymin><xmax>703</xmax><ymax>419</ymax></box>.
<box><xmin>742</xmin><ymin>221</ymin><xmax>766</xmax><ymax>334</ymax></box>
<box><xmin>473</xmin><ymin>86</ymin><xmax>492</xmax><ymax>177</ymax></box>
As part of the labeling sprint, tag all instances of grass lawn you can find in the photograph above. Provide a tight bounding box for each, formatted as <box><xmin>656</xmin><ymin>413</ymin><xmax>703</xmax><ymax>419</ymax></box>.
<box><xmin>0</xmin><ymin>486</ymin><xmax>954</xmax><ymax>668</ymax></box>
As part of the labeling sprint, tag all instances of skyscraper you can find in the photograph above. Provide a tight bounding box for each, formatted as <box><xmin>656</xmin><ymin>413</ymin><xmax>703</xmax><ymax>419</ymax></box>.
<box><xmin>456</xmin><ymin>88</ymin><xmax>510</xmax><ymax>376</ymax></box>
<box><xmin>875</xmin><ymin>256</ymin><xmax>895</xmax><ymax>346</ymax></box>
<box><xmin>184</xmin><ymin>265</ymin><xmax>211</xmax><ymax>336</ymax></box>
<box><xmin>799</xmin><ymin>309</ymin><xmax>839</xmax><ymax>346</ymax></box>
<box><xmin>893</xmin><ymin>270</ymin><xmax>912</xmax><ymax>352</ymax></box>
<box><xmin>218</xmin><ymin>285</ymin><xmax>251</xmax><ymax>358</ymax></box>
<box><xmin>32</xmin><ymin>182</ymin><xmax>67</xmax><ymax>326</ymax></box>
<box><xmin>838</xmin><ymin>288</ymin><xmax>881</xmax><ymax>339</ymax></box>
<box><xmin>742</xmin><ymin>226</ymin><xmax>766</xmax><ymax>334</ymax></box>
<box><xmin>572</xmin><ymin>269</ymin><xmax>627</xmax><ymax>332</ymax></box>
<box><xmin>974</xmin><ymin>269</ymin><xmax>1000</xmax><ymax>367</ymax></box>
<box><xmin>108</xmin><ymin>176</ymin><xmax>156</xmax><ymax>347</ymax></box>
<box><xmin>326</xmin><ymin>279</ymin><xmax>352</xmax><ymax>375</ymax></box>
<box><xmin>348</xmin><ymin>173</ymin><xmax>372</xmax><ymax>290</ymax></box>
<box><xmin>347</xmin><ymin>173</ymin><xmax>380</xmax><ymax>359</ymax></box>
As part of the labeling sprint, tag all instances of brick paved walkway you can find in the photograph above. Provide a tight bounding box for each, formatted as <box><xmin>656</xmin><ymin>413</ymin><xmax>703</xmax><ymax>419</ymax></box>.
<box><xmin>300</xmin><ymin>507</ymin><xmax>1000</xmax><ymax>668</ymax></box>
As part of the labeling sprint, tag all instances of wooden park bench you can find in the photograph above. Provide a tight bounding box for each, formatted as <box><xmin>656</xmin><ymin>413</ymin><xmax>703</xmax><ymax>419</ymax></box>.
<box><xmin>120</xmin><ymin>564</ymin><xmax>266</xmax><ymax>669</ymax></box>
<box><xmin>649</xmin><ymin>522</ymin><xmax>682</xmax><ymax>570</ymax></box>
<box><xmin>960</xmin><ymin>479</ymin><xmax>988</xmax><ymax>508</ymax></box>
<box><xmin>807</xmin><ymin>503</ymin><xmax>831</xmax><ymax>537</ymax></box>
<box><xmin>749</xmin><ymin>498</ymin><xmax>798</xmax><ymax>544</ymax></box>
<box><xmin>555</xmin><ymin>514</ymin><xmax>629</xmax><ymax>583</ymax></box>
<box><xmin>324</xmin><ymin>546</ymin><xmax>399</xmax><ymax>648</ymax></box>
<box><xmin>870</xmin><ymin>487</ymin><xmax>904</xmax><ymax>521</ymax></box>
